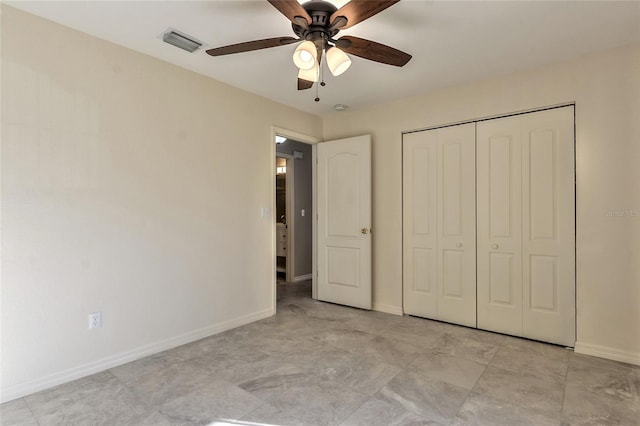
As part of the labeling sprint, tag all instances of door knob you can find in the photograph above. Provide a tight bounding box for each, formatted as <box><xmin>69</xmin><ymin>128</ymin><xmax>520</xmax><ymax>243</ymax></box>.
<box><xmin>456</xmin><ymin>243</ymin><xmax>463</xmax><ymax>248</ymax></box>
<box><xmin>361</xmin><ymin>227</ymin><xmax>370</xmax><ymax>235</ymax></box>
<box><xmin>492</xmin><ymin>244</ymin><xmax>499</xmax><ymax>249</ymax></box>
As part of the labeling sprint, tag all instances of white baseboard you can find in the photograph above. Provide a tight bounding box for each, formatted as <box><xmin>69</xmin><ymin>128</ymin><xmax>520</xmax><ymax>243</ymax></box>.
<box><xmin>0</xmin><ymin>308</ymin><xmax>274</xmax><ymax>403</ymax></box>
<box><xmin>373</xmin><ymin>303</ymin><xmax>403</xmax><ymax>316</ymax></box>
<box><xmin>574</xmin><ymin>341</ymin><xmax>640</xmax><ymax>366</ymax></box>
<box><xmin>293</xmin><ymin>274</ymin><xmax>312</xmax><ymax>282</ymax></box>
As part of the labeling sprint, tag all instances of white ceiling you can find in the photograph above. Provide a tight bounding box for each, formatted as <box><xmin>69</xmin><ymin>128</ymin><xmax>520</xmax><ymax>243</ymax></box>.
<box><xmin>7</xmin><ymin>1</ymin><xmax>640</xmax><ymax>115</ymax></box>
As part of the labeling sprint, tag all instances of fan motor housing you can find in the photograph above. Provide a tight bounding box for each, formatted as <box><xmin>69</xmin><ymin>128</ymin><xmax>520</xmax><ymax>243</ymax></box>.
<box><xmin>292</xmin><ymin>0</ymin><xmax>340</xmax><ymax>41</ymax></box>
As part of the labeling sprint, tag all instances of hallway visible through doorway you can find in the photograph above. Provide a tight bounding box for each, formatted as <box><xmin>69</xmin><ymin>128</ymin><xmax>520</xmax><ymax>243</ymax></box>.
<box><xmin>275</xmin><ymin>135</ymin><xmax>313</xmax><ymax>299</ymax></box>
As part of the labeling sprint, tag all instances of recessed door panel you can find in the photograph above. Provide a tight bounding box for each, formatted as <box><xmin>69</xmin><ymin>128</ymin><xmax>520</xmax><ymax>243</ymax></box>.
<box><xmin>412</xmin><ymin>147</ymin><xmax>432</xmax><ymax>236</ymax></box>
<box><xmin>442</xmin><ymin>250</ymin><xmax>463</xmax><ymax>298</ymax></box>
<box><xmin>529</xmin><ymin>255</ymin><xmax>557</xmax><ymax>312</ymax></box>
<box><xmin>412</xmin><ymin>248</ymin><xmax>435</xmax><ymax>294</ymax></box>
<box><xmin>327</xmin><ymin>153</ymin><xmax>359</xmax><ymax>238</ymax></box>
<box><xmin>327</xmin><ymin>246</ymin><xmax>360</xmax><ymax>288</ymax></box>
<box><xmin>528</xmin><ymin>129</ymin><xmax>557</xmax><ymax>240</ymax></box>
<box><xmin>489</xmin><ymin>253</ymin><xmax>515</xmax><ymax>305</ymax></box>
<box><xmin>489</xmin><ymin>136</ymin><xmax>513</xmax><ymax>239</ymax></box>
<box><xmin>442</xmin><ymin>142</ymin><xmax>462</xmax><ymax>237</ymax></box>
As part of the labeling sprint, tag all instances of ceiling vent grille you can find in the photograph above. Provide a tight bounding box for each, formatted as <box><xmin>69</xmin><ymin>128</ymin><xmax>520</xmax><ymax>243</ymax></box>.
<box><xmin>162</xmin><ymin>29</ymin><xmax>202</xmax><ymax>53</ymax></box>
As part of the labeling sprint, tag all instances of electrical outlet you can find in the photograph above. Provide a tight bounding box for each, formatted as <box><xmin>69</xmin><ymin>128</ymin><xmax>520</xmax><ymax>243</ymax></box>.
<box><xmin>88</xmin><ymin>312</ymin><xmax>102</xmax><ymax>330</ymax></box>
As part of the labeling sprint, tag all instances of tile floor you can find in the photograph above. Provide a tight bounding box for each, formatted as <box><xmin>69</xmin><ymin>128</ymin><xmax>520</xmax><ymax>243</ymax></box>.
<box><xmin>2</xmin><ymin>281</ymin><xmax>639</xmax><ymax>425</ymax></box>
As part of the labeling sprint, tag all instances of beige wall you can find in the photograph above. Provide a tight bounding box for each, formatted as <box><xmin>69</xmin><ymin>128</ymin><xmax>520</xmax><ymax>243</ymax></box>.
<box><xmin>1</xmin><ymin>6</ymin><xmax>322</xmax><ymax>401</ymax></box>
<box><xmin>322</xmin><ymin>44</ymin><xmax>640</xmax><ymax>364</ymax></box>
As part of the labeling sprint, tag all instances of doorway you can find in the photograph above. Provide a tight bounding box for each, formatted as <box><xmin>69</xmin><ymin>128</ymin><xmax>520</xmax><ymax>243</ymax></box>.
<box><xmin>275</xmin><ymin>153</ymin><xmax>293</xmax><ymax>283</ymax></box>
<box><xmin>273</xmin><ymin>130</ymin><xmax>316</xmax><ymax>308</ymax></box>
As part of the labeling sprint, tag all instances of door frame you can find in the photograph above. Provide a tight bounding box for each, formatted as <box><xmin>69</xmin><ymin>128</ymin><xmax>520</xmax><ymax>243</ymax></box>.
<box><xmin>271</xmin><ymin>127</ymin><xmax>320</xmax><ymax>311</ymax></box>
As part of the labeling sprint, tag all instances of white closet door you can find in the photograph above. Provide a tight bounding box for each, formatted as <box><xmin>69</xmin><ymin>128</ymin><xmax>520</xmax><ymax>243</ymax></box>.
<box><xmin>436</xmin><ymin>124</ymin><xmax>476</xmax><ymax>327</ymax></box>
<box><xmin>403</xmin><ymin>123</ymin><xmax>476</xmax><ymax>326</ymax></box>
<box><xmin>477</xmin><ymin>115</ymin><xmax>524</xmax><ymax>336</ymax></box>
<box><xmin>403</xmin><ymin>130</ymin><xmax>438</xmax><ymax>318</ymax></box>
<box><xmin>477</xmin><ymin>106</ymin><xmax>575</xmax><ymax>346</ymax></box>
<box><xmin>521</xmin><ymin>107</ymin><xmax>575</xmax><ymax>346</ymax></box>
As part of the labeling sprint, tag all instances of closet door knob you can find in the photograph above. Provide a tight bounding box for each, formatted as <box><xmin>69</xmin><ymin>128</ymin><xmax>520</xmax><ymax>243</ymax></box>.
<box><xmin>456</xmin><ymin>243</ymin><xmax>463</xmax><ymax>248</ymax></box>
<box><xmin>492</xmin><ymin>244</ymin><xmax>499</xmax><ymax>249</ymax></box>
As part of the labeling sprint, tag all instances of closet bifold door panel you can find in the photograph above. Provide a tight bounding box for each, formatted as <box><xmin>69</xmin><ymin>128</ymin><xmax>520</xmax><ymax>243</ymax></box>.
<box><xmin>521</xmin><ymin>108</ymin><xmax>575</xmax><ymax>346</ymax></box>
<box><xmin>403</xmin><ymin>123</ymin><xmax>476</xmax><ymax>327</ymax></box>
<box><xmin>476</xmin><ymin>115</ymin><xmax>524</xmax><ymax>337</ymax></box>
<box><xmin>477</xmin><ymin>106</ymin><xmax>575</xmax><ymax>347</ymax></box>
<box><xmin>403</xmin><ymin>130</ymin><xmax>438</xmax><ymax>319</ymax></box>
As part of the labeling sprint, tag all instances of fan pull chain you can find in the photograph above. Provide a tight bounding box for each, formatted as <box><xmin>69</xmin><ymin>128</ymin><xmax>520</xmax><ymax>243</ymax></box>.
<box><xmin>315</xmin><ymin>35</ymin><xmax>326</xmax><ymax>102</ymax></box>
<box><xmin>315</xmin><ymin>66</ymin><xmax>323</xmax><ymax>102</ymax></box>
<box><xmin>320</xmin><ymin>35</ymin><xmax>326</xmax><ymax>87</ymax></box>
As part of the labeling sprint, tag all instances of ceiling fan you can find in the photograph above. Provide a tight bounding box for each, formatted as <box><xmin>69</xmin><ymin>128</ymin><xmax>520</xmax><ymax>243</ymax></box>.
<box><xmin>206</xmin><ymin>0</ymin><xmax>411</xmax><ymax>95</ymax></box>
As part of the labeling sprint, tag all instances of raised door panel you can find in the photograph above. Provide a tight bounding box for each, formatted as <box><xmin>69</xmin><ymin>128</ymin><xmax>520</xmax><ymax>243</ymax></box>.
<box><xmin>327</xmin><ymin>152</ymin><xmax>360</xmax><ymax>238</ymax></box>
<box><xmin>403</xmin><ymin>131</ymin><xmax>438</xmax><ymax>318</ymax></box>
<box><xmin>477</xmin><ymin>116</ymin><xmax>523</xmax><ymax>336</ymax></box>
<box><xmin>521</xmin><ymin>106</ymin><xmax>575</xmax><ymax>346</ymax></box>
<box><xmin>436</xmin><ymin>123</ymin><xmax>477</xmax><ymax>327</ymax></box>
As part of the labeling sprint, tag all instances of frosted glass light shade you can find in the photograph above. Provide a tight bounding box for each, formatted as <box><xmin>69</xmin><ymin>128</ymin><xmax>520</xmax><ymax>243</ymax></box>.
<box><xmin>293</xmin><ymin>41</ymin><xmax>317</xmax><ymax>70</ymax></box>
<box><xmin>326</xmin><ymin>47</ymin><xmax>352</xmax><ymax>76</ymax></box>
<box><xmin>298</xmin><ymin>62</ymin><xmax>319</xmax><ymax>82</ymax></box>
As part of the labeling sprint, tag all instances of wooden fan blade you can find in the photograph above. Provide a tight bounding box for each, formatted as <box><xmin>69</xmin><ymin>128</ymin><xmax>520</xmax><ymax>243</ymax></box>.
<box><xmin>298</xmin><ymin>78</ymin><xmax>314</xmax><ymax>90</ymax></box>
<box><xmin>268</xmin><ymin>0</ymin><xmax>313</xmax><ymax>26</ymax></box>
<box><xmin>335</xmin><ymin>36</ymin><xmax>411</xmax><ymax>67</ymax></box>
<box><xmin>206</xmin><ymin>37</ymin><xmax>298</xmax><ymax>56</ymax></box>
<box><xmin>330</xmin><ymin>0</ymin><xmax>400</xmax><ymax>30</ymax></box>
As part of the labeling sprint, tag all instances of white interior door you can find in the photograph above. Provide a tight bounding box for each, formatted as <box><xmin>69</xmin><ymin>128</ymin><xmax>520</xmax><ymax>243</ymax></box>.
<box><xmin>317</xmin><ymin>135</ymin><xmax>372</xmax><ymax>309</ymax></box>
<box><xmin>477</xmin><ymin>115</ymin><xmax>524</xmax><ymax>336</ymax></box>
<box><xmin>403</xmin><ymin>123</ymin><xmax>476</xmax><ymax>326</ymax></box>
<box><xmin>521</xmin><ymin>107</ymin><xmax>575</xmax><ymax>346</ymax></box>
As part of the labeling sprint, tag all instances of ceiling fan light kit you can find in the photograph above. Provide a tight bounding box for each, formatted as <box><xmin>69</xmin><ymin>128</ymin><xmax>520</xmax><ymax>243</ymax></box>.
<box><xmin>326</xmin><ymin>46</ymin><xmax>351</xmax><ymax>76</ymax></box>
<box><xmin>298</xmin><ymin>63</ymin><xmax>319</xmax><ymax>83</ymax></box>
<box><xmin>205</xmin><ymin>0</ymin><xmax>412</xmax><ymax>101</ymax></box>
<box><xmin>293</xmin><ymin>40</ymin><xmax>318</xmax><ymax>70</ymax></box>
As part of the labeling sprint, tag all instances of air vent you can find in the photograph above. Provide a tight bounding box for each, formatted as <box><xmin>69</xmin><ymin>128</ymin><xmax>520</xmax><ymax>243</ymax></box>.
<box><xmin>162</xmin><ymin>29</ymin><xmax>202</xmax><ymax>53</ymax></box>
